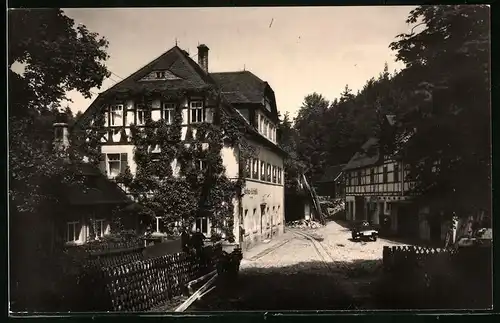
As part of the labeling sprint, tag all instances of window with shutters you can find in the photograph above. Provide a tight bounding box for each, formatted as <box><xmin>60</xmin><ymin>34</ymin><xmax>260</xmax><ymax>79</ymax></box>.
<box><xmin>105</xmin><ymin>153</ymin><xmax>128</xmax><ymax>178</ymax></box>
<box><xmin>190</xmin><ymin>101</ymin><xmax>205</xmax><ymax>123</ymax></box>
<box><xmin>110</xmin><ymin>104</ymin><xmax>124</xmax><ymax>126</ymax></box>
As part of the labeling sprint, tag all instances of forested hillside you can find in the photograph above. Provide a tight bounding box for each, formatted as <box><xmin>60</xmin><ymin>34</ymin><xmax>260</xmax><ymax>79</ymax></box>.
<box><xmin>278</xmin><ymin>5</ymin><xmax>491</xmax><ymax>216</ymax></box>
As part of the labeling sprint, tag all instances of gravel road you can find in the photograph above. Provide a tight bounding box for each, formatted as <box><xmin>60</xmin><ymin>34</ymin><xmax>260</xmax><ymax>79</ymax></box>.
<box><xmin>188</xmin><ymin>220</ymin><xmax>406</xmax><ymax>311</ymax></box>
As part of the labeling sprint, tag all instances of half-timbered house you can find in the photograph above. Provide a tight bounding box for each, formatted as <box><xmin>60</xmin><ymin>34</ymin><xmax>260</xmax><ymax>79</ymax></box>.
<box><xmin>343</xmin><ymin>115</ymin><xmax>420</xmax><ymax>237</ymax></box>
<box><xmin>75</xmin><ymin>44</ymin><xmax>286</xmax><ymax>250</ymax></box>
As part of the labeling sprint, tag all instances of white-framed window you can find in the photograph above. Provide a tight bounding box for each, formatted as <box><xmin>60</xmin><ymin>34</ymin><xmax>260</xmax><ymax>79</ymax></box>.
<box><xmin>260</xmin><ymin>160</ymin><xmax>265</xmax><ymax>180</ymax></box>
<box><xmin>195</xmin><ymin>217</ymin><xmax>209</xmax><ymax>235</ymax></box>
<box><xmin>190</xmin><ymin>101</ymin><xmax>205</xmax><ymax>123</ymax></box>
<box><xmin>163</xmin><ymin>103</ymin><xmax>175</xmax><ymax>124</ymax></box>
<box><xmin>272</xmin><ymin>166</ymin><xmax>277</xmax><ymax>183</ymax></box>
<box><xmin>277</xmin><ymin>168</ymin><xmax>282</xmax><ymax>184</ymax></box>
<box><xmin>94</xmin><ymin>219</ymin><xmax>105</xmax><ymax>238</ymax></box>
<box><xmin>106</xmin><ymin>153</ymin><xmax>128</xmax><ymax>178</ymax></box>
<box><xmin>110</xmin><ymin>104</ymin><xmax>124</xmax><ymax>126</ymax></box>
<box><xmin>67</xmin><ymin>221</ymin><xmax>80</xmax><ymax>243</ymax></box>
<box><xmin>252</xmin><ymin>159</ymin><xmax>259</xmax><ymax>179</ymax></box>
<box><xmin>136</xmin><ymin>104</ymin><xmax>148</xmax><ymax>125</ymax></box>
<box><xmin>267</xmin><ymin>163</ymin><xmax>272</xmax><ymax>182</ymax></box>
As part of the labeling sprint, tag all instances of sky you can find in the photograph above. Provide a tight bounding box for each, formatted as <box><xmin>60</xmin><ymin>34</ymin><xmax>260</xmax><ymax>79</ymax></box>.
<box><xmin>63</xmin><ymin>6</ymin><xmax>415</xmax><ymax>119</ymax></box>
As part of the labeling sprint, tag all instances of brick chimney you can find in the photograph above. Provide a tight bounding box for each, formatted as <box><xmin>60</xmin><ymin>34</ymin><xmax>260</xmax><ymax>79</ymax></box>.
<box><xmin>53</xmin><ymin>113</ymin><xmax>70</xmax><ymax>158</ymax></box>
<box><xmin>197</xmin><ymin>44</ymin><xmax>209</xmax><ymax>73</ymax></box>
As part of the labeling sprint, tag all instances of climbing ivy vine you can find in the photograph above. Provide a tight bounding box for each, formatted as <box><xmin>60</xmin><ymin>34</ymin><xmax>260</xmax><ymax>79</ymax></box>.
<box><xmin>112</xmin><ymin>88</ymin><xmax>256</xmax><ymax>241</ymax></box>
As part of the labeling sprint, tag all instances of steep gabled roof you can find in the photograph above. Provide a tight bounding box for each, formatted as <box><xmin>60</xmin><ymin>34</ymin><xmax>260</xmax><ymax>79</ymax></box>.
<box><xmin>64</xmin><ymin>163</ymin><xmax>132</xmax><ymax>206</ymax></box>
<box><xmin>316</xmin><ymin>164</ymin><xmax>346</xmax><ymax>183</ymax></box>
<box><xmin>211</xmin><ymin>71</ymin><xmax>267</xmax><ymax>104</ymax></box>
<box><xmin>74</xmin><ymin>46</ymin><xmax>286</xmax><ymax>157</ymax></box>
<box><xmin>75</xmin><ymin>46</ymin><xmax>216</xmax><ymax>129</ymax></box>
<box><xmin>102</xmin><ymin>46</ymin><xmax>216</xmax><ymax>95</ymax></box>
<box><xmin>343</xmin><ymin>138</ymin><xmax>381</xmax><ymax>171</ymax></box>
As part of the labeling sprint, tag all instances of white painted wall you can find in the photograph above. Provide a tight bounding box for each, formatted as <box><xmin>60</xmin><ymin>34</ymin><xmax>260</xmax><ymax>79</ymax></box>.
<box><xmin>221</xmin><ymin>146</ymin><xmax>238</xmax><ymax>179</ymax></box>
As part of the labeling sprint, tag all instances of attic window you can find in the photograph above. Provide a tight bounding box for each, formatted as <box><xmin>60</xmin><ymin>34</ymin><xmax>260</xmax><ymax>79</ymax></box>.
<box><xmin>156</xmin><ymin>71</ymin><xmax>166</xmax><ymax>79</ymax></box>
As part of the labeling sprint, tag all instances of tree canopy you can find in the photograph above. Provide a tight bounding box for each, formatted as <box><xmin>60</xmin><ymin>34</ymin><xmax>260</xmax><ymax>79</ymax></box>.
<box><xmin>280</xmin><ymin>5</ymin><xmax>491</xmax><ymax>217</ymax></box>
<box><xmin>9</xmin><ymin>9</ymin><xmax>111</xmax><ymax>213</ymax></box>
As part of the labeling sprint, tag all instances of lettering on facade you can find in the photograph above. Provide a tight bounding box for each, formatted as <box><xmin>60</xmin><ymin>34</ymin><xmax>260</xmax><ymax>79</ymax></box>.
<box><xmin>244</xmin><ymin>188</ymin><xmax>258</xmax><ymax>195</ymax></box>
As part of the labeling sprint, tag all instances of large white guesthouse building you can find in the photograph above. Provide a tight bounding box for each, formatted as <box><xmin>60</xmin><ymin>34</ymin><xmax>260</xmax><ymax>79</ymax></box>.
<box><xmin>76</xmin><ymin>44</ymin><xmax>286</xmax><ymax>250</ymax></box>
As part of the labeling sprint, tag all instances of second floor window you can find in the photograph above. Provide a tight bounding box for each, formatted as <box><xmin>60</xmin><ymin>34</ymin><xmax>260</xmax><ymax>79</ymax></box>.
<box><xmin>110</xmin><ymin>104</ymin><xmax>123</xmax><ymax>126</ymax></box>
<box><xmin>272</xmin><ymin>166</ymin><xmax>277</xmax><ymax>183</ymax></box>
<box><xmin>245</xmin><ymin>159</ymin><xmax>251</xmax><ymax>177</ymax></box>
<box><xmin>278</xmin><ymin>168</ymin><xmax>282</xmax><ymax>184</ymax></box>
<box><xmin>383</xmin><ymin>166</ymin><xmax>388</xmax><ymax>183</ymax></box>
<box><xmin>190</xmin><ymin>101</ymin><xmax>205</xmax><ymax>123</ymax></box>
<box><xmin>267</xmin><ymin>163</ymin><xmax>272</xmax><ymax>182</ymax></box>
<box><xmin>260</xmin><ymin>161</ymin><xmax>265</xmax><ymax>181</ymax></box>
<box><xmin>370</xmin><ymin>168</ymin><xmax>375</xmax><ymax>184</ymax></box>
<box><xmin>163</xmin><ymin>103</ymin><xmax>175</xmax><ymax>124</ymax></box>
<box><xmin>394</xmin><ymin>164</ymin><xmax>400</xmax><ymax>182</ymax></box>
<box><xmin>136</xmin><ymin>104</ymin><xmax>149</xmax><ymax>125</ymax></box>
<box><xmin>252</xmin><ymin>159</ymin><xmax>259</xmax><ymax>179</ymax></box>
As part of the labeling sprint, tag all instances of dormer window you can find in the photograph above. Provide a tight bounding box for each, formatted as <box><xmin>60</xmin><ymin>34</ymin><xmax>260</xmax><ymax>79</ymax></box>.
<box><xmin>156</xmin><ymin>71</ymin><xmax>166</xmax><ymax>79</ymax></box>
<box><xmin>190</xmin><ymin>101</ymin><xmax>205</xmax><ymax>123</ymax></box>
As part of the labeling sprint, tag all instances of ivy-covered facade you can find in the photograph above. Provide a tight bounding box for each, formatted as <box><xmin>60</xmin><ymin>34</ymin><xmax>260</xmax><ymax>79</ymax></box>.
<box><xmin>75</xmin><ymin>44</ymin><xmax>286</xmax><ymax>248</ymax></box>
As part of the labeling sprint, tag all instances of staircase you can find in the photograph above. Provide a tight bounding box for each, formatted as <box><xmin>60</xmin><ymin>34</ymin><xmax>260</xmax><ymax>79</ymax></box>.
<box><xmin>301</xmin><ymin>174</ymin><xmax>326</xmax><ymax>225</ymax></box>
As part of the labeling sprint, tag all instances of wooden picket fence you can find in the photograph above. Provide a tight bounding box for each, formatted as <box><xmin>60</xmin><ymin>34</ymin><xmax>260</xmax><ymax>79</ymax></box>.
<box><xmin>76</xmin><ymin>244</ymin><xmax>222</xmax><ymax>312</ymax></box>
<box><xmin>382</xmin><ymin>245</ymin><xmax>456</xmax><ymax>272</ymax></box>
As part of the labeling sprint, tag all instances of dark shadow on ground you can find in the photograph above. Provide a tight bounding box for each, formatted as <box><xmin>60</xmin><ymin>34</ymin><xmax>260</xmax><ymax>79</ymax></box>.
<box><xmin>189</xmin><ymin>258</ymin><xmax>492</xmax><ymax>311</ymax></box>
<box><xmin>189</xmin><ymin>260</ymin><xmax>375</xmax><ymax>311</ymax></box>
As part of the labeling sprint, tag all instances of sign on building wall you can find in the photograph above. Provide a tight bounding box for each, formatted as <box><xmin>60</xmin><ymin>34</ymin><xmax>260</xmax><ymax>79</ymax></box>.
<box><xmin>244</xmin><ymin>188</ymin><xmax>258</xmax><ymax>195</ymax></box>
